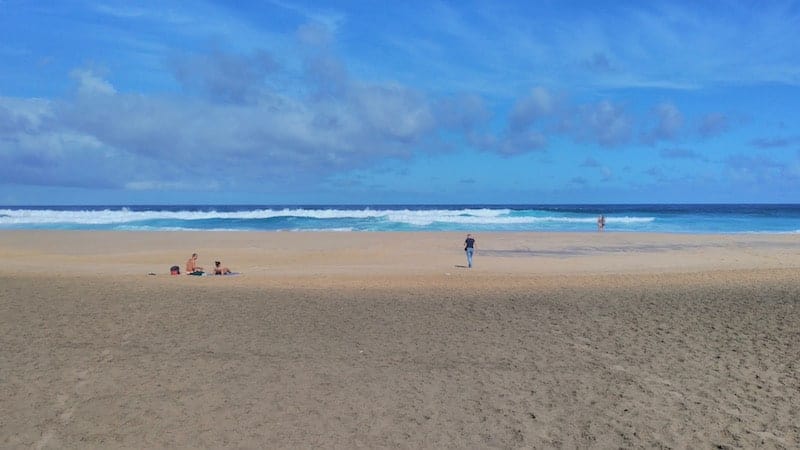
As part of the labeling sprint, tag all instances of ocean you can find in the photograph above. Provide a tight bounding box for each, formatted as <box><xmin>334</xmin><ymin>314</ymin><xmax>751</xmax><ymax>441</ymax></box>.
<box><xmin>1</xmin><ymin>204</ymin><xmax>799</xmax><ymax>233</ymax></box>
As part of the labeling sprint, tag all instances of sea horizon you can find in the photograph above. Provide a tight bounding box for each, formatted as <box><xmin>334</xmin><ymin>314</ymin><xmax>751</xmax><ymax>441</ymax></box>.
<box><xmin>2</xmin><ymin>203</ymin><xmax>799</xmax><ymax>234</ymax></box>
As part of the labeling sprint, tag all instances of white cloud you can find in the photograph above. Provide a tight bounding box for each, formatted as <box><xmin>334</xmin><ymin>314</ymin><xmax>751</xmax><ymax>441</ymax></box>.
<box><xmin>509</xmin><ymin>87</ymin><xmax>560</xmax><ymax>131</ymax></box>
<box><xmin>0</xmin><ymin>48</ymin><xmax>447</xmax><ymax>191</ymax></box>
<box><xmin>70</xmin><ymin>69</ymin><xmax>117</xmax><ymax>96</ymax></box>
<box><xmin>0</xmin><ymin>97</ymin><xmax>53</xmax><ymax>132</ymax></box>
<box><xmin>171</xmin><ymin>49</ymin><xmax>277</xmax><ymax>104</ymax></box>
<box><xmin>434</xmin><ymin>94</ymin><xmax>490</xmax><ymax>130</ymax></box>
<box><xmin>352</xmin><ymin>83</ymin><xmax>435</xmax><ymax>141</ymax></box>
<box><xmin>642</xmin><ymin>102</ymin><xmax>683</xmax><ymax>144</ymax></box>
<box><xmin>268</xmin><ymin>0</ymin><xmax>346</xmax><ymax>33</ymax></box>
<box><xmin>574</xmin><ymin>100</ymin><xmax>633</xmax><ymax>147</ymax></box>
<box><xmin>4</xmin><ymin>1</ymin><xmax>789</xmax><ymax>199</ymax></box>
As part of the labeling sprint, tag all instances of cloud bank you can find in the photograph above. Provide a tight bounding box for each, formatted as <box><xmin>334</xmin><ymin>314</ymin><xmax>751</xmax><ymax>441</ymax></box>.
<box><xmin>4</xmin><ymin>0</ymin><xmax>793</xmax><ymax>202</ymax></box>
<box><xmin>0</xmin><ymin>47</ymin><xmax>737</xmax><ymax>194</ymax></box>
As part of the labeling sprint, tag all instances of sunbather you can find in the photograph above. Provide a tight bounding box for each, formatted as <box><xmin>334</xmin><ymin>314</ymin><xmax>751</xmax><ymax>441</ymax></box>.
<box><xmin>214</xmin><ymin>260</ymin><xmax>232</xmax><ymax>275</ymax></box>
<box><xmin>186</xmin><ymin>253</ymin><xmax>204</xmax><ymax>274</ymax></box>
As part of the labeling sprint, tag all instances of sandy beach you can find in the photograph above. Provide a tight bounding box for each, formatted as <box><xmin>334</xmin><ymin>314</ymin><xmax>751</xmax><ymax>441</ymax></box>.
<box><xmin>1</xmin><ymin>231</ymin><xmax>799</xmax><ymax>448</ymax></box>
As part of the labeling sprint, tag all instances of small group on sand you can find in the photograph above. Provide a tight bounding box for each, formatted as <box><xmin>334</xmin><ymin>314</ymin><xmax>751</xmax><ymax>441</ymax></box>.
<box><xmin>185</xmin><ymin>253</ymin><xmax>232</xmax><ymax>276</ymax></box>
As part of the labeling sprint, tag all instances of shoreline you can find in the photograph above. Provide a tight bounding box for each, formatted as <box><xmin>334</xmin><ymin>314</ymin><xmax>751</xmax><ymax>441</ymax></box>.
<box><xmin>3</xmin><ymin>203</ymin><xmax>800</xmax><ymax>235</ymax></box>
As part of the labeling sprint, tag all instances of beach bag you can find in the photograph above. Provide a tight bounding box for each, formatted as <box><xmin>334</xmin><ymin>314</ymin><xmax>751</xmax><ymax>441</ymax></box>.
<box><xmin>170</xmin><ymin>265</ymin><xmax>180</xmax><ymax>275</ymax></box>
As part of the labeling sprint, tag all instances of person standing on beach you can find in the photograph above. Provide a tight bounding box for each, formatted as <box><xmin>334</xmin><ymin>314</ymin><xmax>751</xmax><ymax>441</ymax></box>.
<box><xmin>464</xmin><ymin>234</ymin><xmax>476</xmax><ymax>268</ymax></box>
<box><xmin>597</xmin><ymin>214</ymin><xmax>606</xmax><ymax>232</ymax></box>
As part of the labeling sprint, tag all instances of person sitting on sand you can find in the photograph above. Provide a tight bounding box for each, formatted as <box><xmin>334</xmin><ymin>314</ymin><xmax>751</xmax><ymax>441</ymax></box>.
<box><xmin>186</xmin><ymin>253</ymin><xmax>204</xmax><ymax>275</ymax></box>
<box><xmin>214</xmin><ymin>260</ymin><xmax>232</xmax><ymax>275</ymax></box>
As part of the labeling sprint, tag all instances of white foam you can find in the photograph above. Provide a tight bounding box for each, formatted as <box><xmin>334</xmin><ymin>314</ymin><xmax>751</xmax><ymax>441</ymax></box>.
<box><xmin>0</xmin><ymin>207</ymin><xmax>514</xmax><ymax>225</ymax></box>
<box><xmin>0</xmin><ymin>207</ymin><xmax>656</xmax><ymax>228</ymax></box>
<box><xmin>607</xmin><ymin>216</ymin><xmax>655</xmax><ymax>224</ymax></box>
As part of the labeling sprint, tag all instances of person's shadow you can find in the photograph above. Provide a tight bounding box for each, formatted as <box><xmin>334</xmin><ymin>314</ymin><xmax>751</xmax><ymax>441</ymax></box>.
<box><xmin>454</xmin><ymin>264</ymin><xmax>469</xmax><ymax>268</ymax></box>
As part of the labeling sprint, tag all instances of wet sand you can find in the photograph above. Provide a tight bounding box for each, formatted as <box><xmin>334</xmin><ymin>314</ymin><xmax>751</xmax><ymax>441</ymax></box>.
<box><xmin>1</xmin><ymin>231</ymin><xmax>799</xmax><ymax>448</ymax></box>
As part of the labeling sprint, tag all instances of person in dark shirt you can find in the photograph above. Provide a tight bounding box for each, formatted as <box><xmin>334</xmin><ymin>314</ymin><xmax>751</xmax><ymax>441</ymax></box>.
<box><xmin>464</xmin><ymin>234</ymin><xmax>476</xmax><ymax>268</ymax></box>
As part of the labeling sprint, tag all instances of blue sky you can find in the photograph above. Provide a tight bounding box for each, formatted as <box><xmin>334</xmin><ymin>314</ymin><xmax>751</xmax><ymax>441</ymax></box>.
<box><xmin>1</xmin><ymin>0</ymin><xmax>799</xmax><ymax>205</ymax></box>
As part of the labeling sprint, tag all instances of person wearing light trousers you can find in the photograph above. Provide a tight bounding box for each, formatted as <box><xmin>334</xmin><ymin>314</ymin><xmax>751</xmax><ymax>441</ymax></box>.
<box><xmin>464</xmin><ymin>233</ymin><xmax>475</xmax><ymax>268</ymax></box>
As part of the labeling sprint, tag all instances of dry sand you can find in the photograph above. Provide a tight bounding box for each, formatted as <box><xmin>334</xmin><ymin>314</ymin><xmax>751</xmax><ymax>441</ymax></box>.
<box><xmin>1</xmin><ymin>231</ymin><xmax>799</xmax><ymax>448</ymax></box>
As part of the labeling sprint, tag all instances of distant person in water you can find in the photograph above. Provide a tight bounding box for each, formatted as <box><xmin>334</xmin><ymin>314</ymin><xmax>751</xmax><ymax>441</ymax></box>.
<box><xmin>597</xmin><ymin>214</ymin><xmax>606</xmax><ymax>232</ymax></box>
<box><xmin>464</xmin><ymin>233</ymin><xmax>476</xmax><ymax>268</ymax></box>
<box><xmin>214</xmin><ymin>260</ymin><xmax>232</xmax><ymax>275</ymax></box>
<box><xmin>186</xmin><ymin>253</ymin><xmax>204</xmax><ymax>274</ymax></box>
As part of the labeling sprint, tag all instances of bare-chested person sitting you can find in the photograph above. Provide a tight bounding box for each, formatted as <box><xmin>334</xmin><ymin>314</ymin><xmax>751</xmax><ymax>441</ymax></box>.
<box><xmin>186</xmin><ymin>253</ymin><xmax>204</xmax><ymax>274</ymax></box>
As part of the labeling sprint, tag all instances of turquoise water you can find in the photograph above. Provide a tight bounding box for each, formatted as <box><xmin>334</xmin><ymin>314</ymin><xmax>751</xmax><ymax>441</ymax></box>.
<box><xmin>0</xmin><ymin>204</ymin><xmax>798</xmax><ymax>233</ymax></box>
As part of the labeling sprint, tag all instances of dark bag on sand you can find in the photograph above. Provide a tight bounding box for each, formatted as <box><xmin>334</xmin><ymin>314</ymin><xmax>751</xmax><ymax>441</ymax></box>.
<box><xmin>170</xmin><ymin>265</ymin><xmax>180</xmax><ymax>275</ymax></box>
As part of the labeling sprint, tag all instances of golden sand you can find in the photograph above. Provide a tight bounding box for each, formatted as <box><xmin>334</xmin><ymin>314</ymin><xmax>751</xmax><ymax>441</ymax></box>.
<box><xmin>1</xmin><ymin>231</ymin><xmax>799</xmax><ymax>448</ymax></box>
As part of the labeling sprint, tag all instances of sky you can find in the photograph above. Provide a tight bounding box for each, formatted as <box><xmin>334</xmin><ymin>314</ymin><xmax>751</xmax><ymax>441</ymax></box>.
<box><xmin>1</xmin><ymin>0</ymin><xmax>799</xmax><ymax>205</ymax></box>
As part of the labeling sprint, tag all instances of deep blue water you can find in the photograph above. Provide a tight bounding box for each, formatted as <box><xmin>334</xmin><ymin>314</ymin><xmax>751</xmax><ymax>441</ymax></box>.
<box><xmin>1</xmin><ymin>204</ymin><xmax>799</xmax><ymax>233</ymax></box>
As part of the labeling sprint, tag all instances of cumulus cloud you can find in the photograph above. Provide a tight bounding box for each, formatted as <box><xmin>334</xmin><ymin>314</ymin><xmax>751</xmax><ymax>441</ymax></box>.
<box><xmin>479</xmin><ymin>90</ymin><xmax>635</xmax><ymax>154</ymax></box>
<box><xmin>642</xmin><ymin>102</ymin><xmax>683</xmax><ymax>144</ymax></box>
<box><xmin>434</xmin><ymin>93</ymin><xmax>491</xmax><ymax>130</ymax></box>
<box><xmin>351</xmin><ymin>83</ymin><xmax>435</xmax><ymax>142</ymax></box>
<box><xmin>0</xmin><ymin>128</ymin><xmax>121</xmax><ymax>189</ymax></box>
<box><xmin>508</xmin><ymin>87</ymin><xmax>560</xmax><ymax>132</ymax></box>
<box><xmin>0</xmin><ymin>99</ymin><xmax>46</xmax><ymax>134</ymax></box>
<box><xmin>0</xmin><ymin>21</ymin><xmax>747</xmax><ymax>195</ymax></box>
<box><xmin>0</xmin><ymin>95</ymin><xmax>124</xmax><ymax>188</ymax></box>
<box><xmin>70</xmin><ymin>69</ymin><xmax>117</xmax><ymax>96</ymax></box>
<box><xmin>573</xmin><ymin>100</ymin><xmax>633</xmax><ymax>147</ymax></box>
<box><xmin>171</xmin><ymin>49</ymin><xmax>278</xmax><ymax>104</ymax></box>
<box><xmin>1</xmin><ymin>35</ymin><xmax>448</xmax><ymax>192</ymax></box>
<box><xmin>465</xmin><ymin>86</ymin><xmax>559</xmax><ymax>156</ymax></box>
